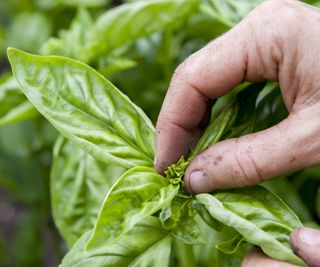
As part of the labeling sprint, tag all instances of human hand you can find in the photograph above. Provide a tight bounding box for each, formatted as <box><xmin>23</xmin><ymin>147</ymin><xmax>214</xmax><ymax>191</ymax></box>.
<box><xmin>242</xmin><ymin>227</ymin><xmax>320</xmax><ymax>267</ymax></box>
<box><xmin>155</xmin><ymin>0</ymin><xmax>320</xmax><ymax>194</ymax></box>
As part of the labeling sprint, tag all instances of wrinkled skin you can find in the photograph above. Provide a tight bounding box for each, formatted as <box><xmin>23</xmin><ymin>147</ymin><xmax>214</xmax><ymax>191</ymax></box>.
<box><xmin>155</xmin><ymin>0</ymin><xmax>320</xmax><ymax>266</ymax></box>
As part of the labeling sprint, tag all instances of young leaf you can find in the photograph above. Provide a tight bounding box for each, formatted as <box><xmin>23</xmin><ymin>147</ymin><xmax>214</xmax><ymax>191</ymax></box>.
<box><xmin>51</xmin><ymin>136</ymin><xmax>125</xmax><ymax>246</ymax></box>
<box><xmin>8</xmin><ymin>48</ymin><xmax>155</xmax><ymax>169</ymax></box>
<box><xmin>195</xmin><ymin>186</ymin><xmax>305</xmax><ymax>266</ymax></box>
<box><xmin>88</xmin><ymin>166</ymin><xmax>179</xmax><ymax>249</ymax></box>
<box><xmin>60</xmin><ymin>217</ymin><xmax>172</xmax><ymax>267</ymax></box>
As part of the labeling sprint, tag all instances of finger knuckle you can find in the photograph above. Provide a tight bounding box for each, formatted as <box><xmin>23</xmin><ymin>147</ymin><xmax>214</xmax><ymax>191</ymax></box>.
<box><xmin>230</xmin><ymin>139</ymin><xmax>264</xmax><ymax>186</ymax></box>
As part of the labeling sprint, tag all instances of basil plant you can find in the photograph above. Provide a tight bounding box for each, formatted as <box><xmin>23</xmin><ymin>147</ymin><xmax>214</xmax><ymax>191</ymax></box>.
<box><xmin>7</xmin><ymin>47</ymin><xmax>306</xmax><ymax>267</ymax></box>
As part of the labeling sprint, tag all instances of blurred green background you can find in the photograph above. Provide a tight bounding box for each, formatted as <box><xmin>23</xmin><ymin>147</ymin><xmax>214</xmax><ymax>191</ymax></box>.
<box><xmin>0</xmin><ymin>0</ymin><xmax>319</xmax><ymax>266</ymax></box>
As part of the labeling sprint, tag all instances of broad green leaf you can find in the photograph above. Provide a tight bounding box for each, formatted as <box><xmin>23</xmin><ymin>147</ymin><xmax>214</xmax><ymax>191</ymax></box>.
<box><xmin>51</xmin><ymin>136</ymin><xmax>125</xmax><ymax>246</ymax></box>
<box><xmin>88</xmin><ymin>166</ymin><xmax>179</xmax><ymax>249</ymax></box>
<box><xmin>60</xmin><ymin>217</ymin><xmax>171</xmax><ymax>267</ymax></box>
<box><xmin>263</xmin><ymin>177</ymin><xmax>313</xmax><ymax>223</ymax></box>
<box><xmin>0</xmin><ymin>74</ymin><xmax>37</xmax><ymax>126</ymax></box>
<box><xmin>195</xmin><ymin>186</ymin><xmax>305</xmax><ymax>266</ymax></box>
<box><xmin>8</xmin><ymin>48</ymin><xmax>155</xmax><ymax>169</ymax></box>
<box><xmin>42</xmin><ymin>0</ymin><xmax>198</xmax><ymax>63</ymax></box>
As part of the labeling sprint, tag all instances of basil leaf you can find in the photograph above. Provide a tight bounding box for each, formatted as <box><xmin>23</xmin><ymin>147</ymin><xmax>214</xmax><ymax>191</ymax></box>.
<box><xmin>8</xmin><ymin>48</ymin><xmax>155</xmax><ymax>169</ymax></box>
<box><xmin>224</xmin><ymin>83</ymin><xmax>265</xmax><ymax>138</ymax></box>
<box><xmin>51</xmin><ymin>136</ymin><xmax>124</xmax><ymax>246</ymax></box>
<box><xmin>193</xmin><ymin>98</ymin><xmax>238</xmax><ymax>155</ymax></box>
<box><xmin>60</xmin><ymin>217</ymin><xmax>171</xmax><ymax>267</ymax></box>
<box><xmin>88</xmin><ymin>166</ymin><xmax>179</xmax><ymax>249</ymax></box>
<box><xmin>160</xmin><ymin>197</ymin><xmax>202</xmax><ymax>245</ymax></box>
<box><xmin>0</xmin><ymin>74</ymin><xmax>37</xmax><ymax>126</ymax></box>
<box><xmin>216</xmin><ymin>234</ymin><xmax>244</xmax><ymax>254</ymax></box>
<box><xmin>42</xmin><ymin>0</ymin><xmax>198</xmax><ymax>63</ymax></box>
<box><xmin>195</xmin><ymin>186</ymin><xmax>305</xmax><ymax>266</ymax></box>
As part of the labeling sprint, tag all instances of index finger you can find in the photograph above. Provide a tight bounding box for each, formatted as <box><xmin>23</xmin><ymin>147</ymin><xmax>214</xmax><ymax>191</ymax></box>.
<box><xmin>155</xmin><ymin>28</ymin><xmax>249</xmax><ymax>173</ymax></box>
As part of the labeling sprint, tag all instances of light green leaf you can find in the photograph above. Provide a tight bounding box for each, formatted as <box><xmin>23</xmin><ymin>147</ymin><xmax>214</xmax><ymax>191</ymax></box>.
<box><xmin>195</xmin><ymin>186</ymin><xmax>305</xmax><ymax>266</ymax></box>
<box><xmin>8</xmin><ymin>48</ymin><xmax>155</xmax><ymax>169</ymax></box>
<box><xmin>0</xmin><ymin>74</ymin><xmax>37</xmax><ymax>126</ymax></box>
<box><xmin>51</xmin><ymin>136</ymin><xmax>125</xmax><ymax>246</ymax></box>
<box><xmin>42</xmin><ymin>0</ymin><xmax>198</xmax><ymax>63</ymax></box>
<box><xmin>60</xmin><ymin>217</ymin><xmax>171</xmax><ymax>267</ymax></box>
<box><xmin>88</xmin><ymin>166</ymin><xmax>179</xmax><ymax>249</ymax></box>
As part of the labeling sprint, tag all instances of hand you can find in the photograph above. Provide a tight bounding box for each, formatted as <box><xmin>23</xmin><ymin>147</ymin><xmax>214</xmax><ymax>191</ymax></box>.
<box><xmin>242</xmin><ymin>227</ymin><xmax>320</xmax><ymax>267</ymax></box>
<box><xmin>155</xmin><ymin>0</ymin><xmax>320</xmax><ymax>194</ymax></box>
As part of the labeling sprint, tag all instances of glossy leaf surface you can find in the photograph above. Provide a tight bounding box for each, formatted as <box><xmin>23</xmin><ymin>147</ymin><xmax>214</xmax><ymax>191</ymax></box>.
<box><xmin>8</xmin><ymin>48</ymin><xmax>155</xmax><ymax>169</ymax></box>
<box><xmin>60</xmin><ymin>217</ymin><xmax>171</xmax><ymax>267</ymax></box>
<box><xmin>88</xmin><ymin>166</ymin><xmax>179</xmax><ymax>248</ymax></box>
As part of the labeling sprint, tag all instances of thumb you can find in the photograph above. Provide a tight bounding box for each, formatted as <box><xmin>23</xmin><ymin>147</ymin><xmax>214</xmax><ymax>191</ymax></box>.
<box><xmin>184</xmin><ymin>108</ymin><xmax>320</xmax><ymax>194</ymax></box>
<box><xmin>290</xmin><ymin>227</ymin><xmax>320</xmax><ymax>267</ymax></box>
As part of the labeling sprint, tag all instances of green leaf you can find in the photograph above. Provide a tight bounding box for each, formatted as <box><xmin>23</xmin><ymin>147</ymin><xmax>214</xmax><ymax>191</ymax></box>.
<box><xmin>42</xmin><ymin>0</ymin><xmax>198</xmax><ymax>63</ymax></box>
<box><xmin>216</xmin><ymin>234</ymin><xmax>244</xmax><ymax>254</ymax></box>
<box><xmin>60</xmin><ymin>217</ymin><xmax>171</xmax><ymax>267</ymax></box>
<box><xmin>195</xmin><ymin>186</ymin><xmax>305</xmax><ymax>266</ymax></box>
<box><xmin>88</xmin><ymin>166</ymin><xmax>179</xmax><ymax>249</ymax></box>
<box><xmin>51</xmin><ymin>136</ymin><xmax>125</xmax><ymax>246</ymax></box>
<box><xmin>224</xmin><ymin>83</ymin><xmax>265</xmax><ymax>138</ymax></box>
<box><xmin>193</xmin><ymin>98</ymin><xmax>238</xmax><ymax>155</ymax></box>
<box><xmin>8</xmin><ymin>48</ymin><xmax>155</xmax><ymax>169</ymax></box>
<box><xmin>0</xmin><ymin>74</ymin><xmax>37</xmax><ymax>126</ymax></box>
<box><xmin>160</xmin><ymin>197</ymin><xmax>202</xmax><ymax>245</ymax></box>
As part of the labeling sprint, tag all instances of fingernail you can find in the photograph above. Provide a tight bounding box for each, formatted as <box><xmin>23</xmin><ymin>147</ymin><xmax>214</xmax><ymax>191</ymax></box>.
<box><xmin>189</xmin><ymin>171</ymin><xmax>211</xmax><ymax>193</ymax></box>
<box><xmin>293</xmin><ymin>227</ymin><xmax>320</xmax><ymax>247</ymax></box>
